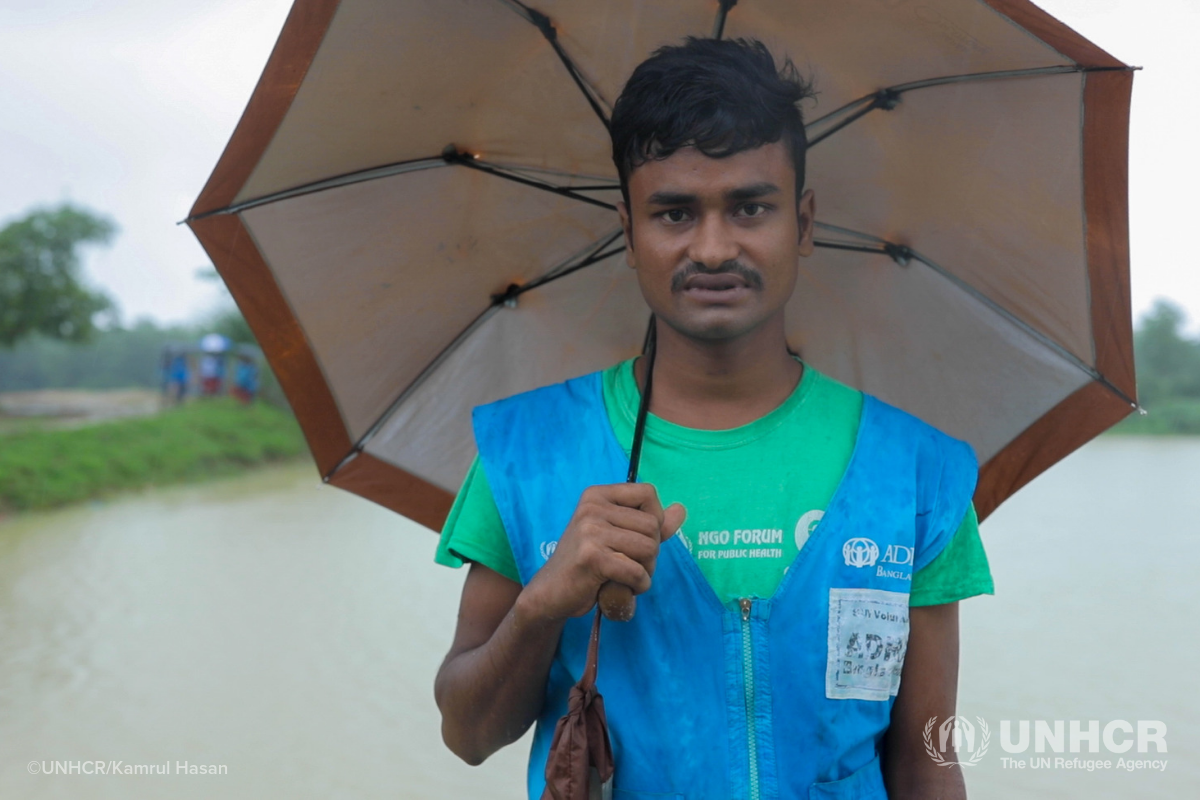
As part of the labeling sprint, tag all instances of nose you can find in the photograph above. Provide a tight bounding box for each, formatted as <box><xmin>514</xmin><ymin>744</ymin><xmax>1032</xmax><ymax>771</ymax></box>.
<box><xmin>686</xmin><ymin>213</ymin><xmax>740</xmax><ymax>270</ymax></box>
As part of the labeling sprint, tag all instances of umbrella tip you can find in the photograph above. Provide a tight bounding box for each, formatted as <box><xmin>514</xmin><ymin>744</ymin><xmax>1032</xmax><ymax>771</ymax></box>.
<box><xmin>491</xmin><ymin>283</ymin><xmax>522</xmax><ymax>309</ymax></box>
<box><xmin>883</xmin><ymin>243</ymin><xmax>912</xmax><ymax>266</ymax></box>
<box><xmin>442</xmin><ymin>144</ymin><xmax>480</xmax><ymax>164</ymax></box>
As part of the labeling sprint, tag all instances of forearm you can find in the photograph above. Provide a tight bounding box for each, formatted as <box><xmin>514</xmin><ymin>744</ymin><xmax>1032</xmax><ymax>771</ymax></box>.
<box><xmin>434</xmin><ymin>590</ymin><xmax>566</xmax><ymax>765</ymax></box>
<box><xmin>883</xmin><ymin>602</ymin><xmax>966</xmax><ymax>799</ymax></box>
<box><xmin>434</xmin><ymin>486</ymin><xmax>681</xmax><ymax>765</ymax></box>
<box><xmin>883</xmin><ymin>733</ymin><xmax>966</xmax><ymax>800</ymax></box>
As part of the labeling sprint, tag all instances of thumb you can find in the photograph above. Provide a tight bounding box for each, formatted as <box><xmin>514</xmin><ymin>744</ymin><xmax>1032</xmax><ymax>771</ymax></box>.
<box><xmin>661</xmin><ymin>502</ymin><xmax>687</xmax><ymax>540</ymax></box>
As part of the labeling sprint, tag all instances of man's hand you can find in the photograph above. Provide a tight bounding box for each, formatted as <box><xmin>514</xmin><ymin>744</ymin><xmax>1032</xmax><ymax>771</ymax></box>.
<box><xmin>521</xmin><ymin>483</ymin><xmax>686</xmax><ymax>622</ymax></box>
<box><xmin>435</xmin><ymin>484</ymin><xmax>684</xmax><ymax>766</ymax></box>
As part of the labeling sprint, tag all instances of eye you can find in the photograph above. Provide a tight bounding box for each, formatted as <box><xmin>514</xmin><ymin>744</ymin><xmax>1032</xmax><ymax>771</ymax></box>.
<box><xmin>738</xmin><ymin>203</ymin><xmax>768</xmax><ymax>218</ymax></box>
<box><xmin>661</xmin><ymin>208</ymin><xmax>690</xmax><ymax>224</ymax></box>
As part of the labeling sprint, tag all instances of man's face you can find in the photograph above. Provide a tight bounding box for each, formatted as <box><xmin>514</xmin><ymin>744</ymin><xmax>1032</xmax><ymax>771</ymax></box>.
<box><xmin>618</xmin><ymin>140</ymin><xmax>815</xmax><ymax>342</ymax></box>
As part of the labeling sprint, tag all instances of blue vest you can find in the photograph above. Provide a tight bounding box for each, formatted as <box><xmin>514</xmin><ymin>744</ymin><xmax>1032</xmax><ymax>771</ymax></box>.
<box><xmin>474</xmin><ymin>371</ymin><xmax>977</xmax><ymax>800</ymax></box>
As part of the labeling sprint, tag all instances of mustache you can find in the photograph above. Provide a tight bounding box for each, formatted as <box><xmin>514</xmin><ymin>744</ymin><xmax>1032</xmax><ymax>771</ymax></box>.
<box><xmin>670</xmin><ymin>260</ymin><xmax>764</xmax><ymax>292</ymax></box>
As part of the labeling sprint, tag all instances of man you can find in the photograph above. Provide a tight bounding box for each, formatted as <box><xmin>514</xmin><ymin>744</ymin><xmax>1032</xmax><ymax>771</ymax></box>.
<box><xmin>434</xmin><ymin>38</ymin><xmax>992</xmax><ymax>799</ymax></box>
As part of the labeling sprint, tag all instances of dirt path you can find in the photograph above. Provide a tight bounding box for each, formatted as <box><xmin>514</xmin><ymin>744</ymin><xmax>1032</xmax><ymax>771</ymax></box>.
<box><xmin>0</xmin><ymin>388</ymin><xmax>162</xmax><ymax>433</ymax></box>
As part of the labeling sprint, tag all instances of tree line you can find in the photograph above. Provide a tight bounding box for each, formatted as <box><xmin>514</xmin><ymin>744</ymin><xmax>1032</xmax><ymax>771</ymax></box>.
<box><xmin>0</xmin><ymin>204</ymin><xmax>280</xmax><ymax>405</ymax></box>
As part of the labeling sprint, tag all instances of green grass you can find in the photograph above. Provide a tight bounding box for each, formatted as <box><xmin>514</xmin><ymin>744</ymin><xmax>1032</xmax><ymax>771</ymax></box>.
<box><xmin>1109</xmin><ymin>400</ymin><xmax>1200</xmax><ymax>436</ymax></box>
<box><xmin>0</xmin><ymin>399</ymin><xmax>309</xmax><ymax>512</ymax></box>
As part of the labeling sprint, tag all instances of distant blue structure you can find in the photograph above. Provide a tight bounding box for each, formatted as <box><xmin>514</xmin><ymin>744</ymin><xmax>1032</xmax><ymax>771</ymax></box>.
<box><xmin>159</xmin><ymin>339</ymin><xmax>263</xmax><ymax>405</ymax></box>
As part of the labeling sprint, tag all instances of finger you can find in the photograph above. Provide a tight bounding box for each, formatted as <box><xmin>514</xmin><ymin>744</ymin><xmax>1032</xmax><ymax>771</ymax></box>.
<box><xmin>604</xmin><ymin>526</ymin><xmax>660</xmax><ymax>566</ymax></box>
<box><xmin>632</xmin><ymin>483</ymin><xmax>666</xmax><ymax>526</ymax></box>
<box><xmin>661</xmin><ymin>502</ymin><xmax>687</xmax><ymax>540</ymax></box>
<box><xmin>598</xmin><ymin>504</ymin><xmax>661</xmax><ymax>540</ymax></box>
<box><xmin>600</xmin><ymin>552</ymin><xmax>651</xmax><ymax>594</ymax></box>
<box><xmin>595</xmin><ymin>483</ymin><xmax>665</xmax><ymax>525</ymax></box>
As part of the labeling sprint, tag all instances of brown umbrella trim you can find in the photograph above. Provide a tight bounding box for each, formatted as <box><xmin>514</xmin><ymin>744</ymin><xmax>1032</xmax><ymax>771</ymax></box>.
<box><xmin>190</xmin><ymin>0</ymin><xmax>1136</xmax><ymax>530</ymax></box>
<box><xmin>189</xmin><ymin>213</ymin><xmax>455</xmax><ymax>528</ymax></box>
<box><xmin>1081</xmin><ymin>70</ymin><xmax>1136</xmax><ymax>395</ymax></box>
<box><xmin>975</xmin><ymin>69</ymin><xmax>1135</xmax><ymax>520</ymax></box>
<box><xmin>188</xmin><ymin>0</ymin><xmax>454</xmax><ymax>527</ymax></box>
<box><xmin>325</xmin><ymin>451</ymin><xmax>454</xmax><ymax>531</ymax></box>
<box><xmin>189</xmin><ymin>214</ymin><xmax>349</xmax><ymax>471</ymax></box>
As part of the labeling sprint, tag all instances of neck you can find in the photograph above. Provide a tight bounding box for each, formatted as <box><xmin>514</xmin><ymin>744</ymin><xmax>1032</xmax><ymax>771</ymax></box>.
<box><xmin>634</xmin><ymin>313</ymin><xmax>802</xmax><ymax>430</ymax></box>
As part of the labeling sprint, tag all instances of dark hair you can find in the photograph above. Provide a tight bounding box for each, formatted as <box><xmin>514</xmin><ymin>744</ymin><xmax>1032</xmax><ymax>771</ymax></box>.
<box><xmin>611</xmin><ymin>37</ymin><xmax>815</xmax><ymax>206</ymax></box>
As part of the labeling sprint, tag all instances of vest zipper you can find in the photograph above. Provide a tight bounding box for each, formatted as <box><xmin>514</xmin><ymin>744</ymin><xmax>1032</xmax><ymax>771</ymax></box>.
<box><xmin>739</xmin><ymin>598</ymin><xmax>760</xmax><ymax>800</ymax></box>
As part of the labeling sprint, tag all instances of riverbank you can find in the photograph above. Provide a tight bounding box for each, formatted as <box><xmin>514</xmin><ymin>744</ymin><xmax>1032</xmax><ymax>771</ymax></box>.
<box><xmin>0</xmin><ymin>398</ymin><xmax>308</xmax><ymax>513</ymax></box>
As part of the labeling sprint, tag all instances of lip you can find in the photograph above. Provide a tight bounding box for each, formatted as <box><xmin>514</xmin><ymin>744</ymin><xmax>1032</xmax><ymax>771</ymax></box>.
<box><xmin>678</xmin><ymin>272</ymin><xmax>754</xmax><ymax>303</ymax></box>
<box><xmin>683</xmin><ymin>273</ymin><xmax>747</xmax><ymax>292</ymax></box>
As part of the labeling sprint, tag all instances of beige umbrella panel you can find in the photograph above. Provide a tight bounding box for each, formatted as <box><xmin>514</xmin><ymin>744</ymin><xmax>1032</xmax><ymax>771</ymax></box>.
<box><xmin>188</xmin><ymin>0</ymin><xmax>1135</xmax><ymax>529</ymax></box>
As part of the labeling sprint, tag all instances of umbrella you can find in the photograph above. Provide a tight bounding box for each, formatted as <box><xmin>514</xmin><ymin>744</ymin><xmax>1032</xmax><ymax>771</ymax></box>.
<box><xmin>187</xmin><ymin>2</ymin><xmax>1135</xmax><ymax>795</ymax></box>
<box><xmin>187</xmin><ymin>0</ymin><xmax>1136</xmax><ymax>531</ymax></box>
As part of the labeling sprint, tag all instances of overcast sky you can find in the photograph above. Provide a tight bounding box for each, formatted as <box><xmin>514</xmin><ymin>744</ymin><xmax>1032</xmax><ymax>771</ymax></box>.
<box><xmin>1</xmin><ymin>0</ymin><xmax>1197</xmax><ymax>331</ymax></box>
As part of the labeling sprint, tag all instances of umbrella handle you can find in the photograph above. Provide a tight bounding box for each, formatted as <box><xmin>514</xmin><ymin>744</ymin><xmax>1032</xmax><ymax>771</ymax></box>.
<box><xmin>598</xmin><ymin>581</ymin><xmax>635</xmax><ymax>621</ymax></box>
<box><xmin>597</xmin><ymin>316</ymin><xmax>656</xmax><ymax>624</ymax></box>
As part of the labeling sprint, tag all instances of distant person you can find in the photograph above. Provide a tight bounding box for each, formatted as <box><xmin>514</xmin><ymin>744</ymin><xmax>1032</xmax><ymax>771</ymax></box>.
<box><xmin>198</xmin><ymin>333</ymin><xmax>230</xmax><ymax>397</ymax></box>
<box><xmin>160</xmin><ymin>349</ymin><xmax>173</xmax><ymax>400</ymax></box>
<box><xmin>232</xmin><ymin>357</ymin><xmax>259</xmax><ymax>404</ymax></box>
<box><xmin>199</xmin><ymin>353</ymin><xmax>225</xmax><ymax>396</ymax></box>
<box><xmin>167</xmin><ymin>352</ymin><xmax>189</xmax><ymax>404</ymax></box>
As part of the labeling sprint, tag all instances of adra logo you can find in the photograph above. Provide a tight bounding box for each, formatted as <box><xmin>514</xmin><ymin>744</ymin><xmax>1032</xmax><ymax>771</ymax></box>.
<box><xmin>883</xmin><ymin>544</ymin><xmax>914</xmax><ymax>566</ymax></box>
<box><xmin>843</xmin><ymin>538</ymin><xmax>915</xmax><ymax>569</ymax></box>
<box><xmin>842</xmin><ymin>538</ymin><xmax>879</xmax><ymax>568</ymax></box>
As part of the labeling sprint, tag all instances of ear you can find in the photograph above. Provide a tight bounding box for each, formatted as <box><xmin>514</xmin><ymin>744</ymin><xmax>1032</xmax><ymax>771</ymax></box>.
<box><xmin>617</xmin><ymin>200</ymin><xmax>636</xmax><ymax>268</ymax></box>
<box><xmin>796</xmin><ymin>189</ymin><xmax>816</xmax><ymax>258</ymax></box>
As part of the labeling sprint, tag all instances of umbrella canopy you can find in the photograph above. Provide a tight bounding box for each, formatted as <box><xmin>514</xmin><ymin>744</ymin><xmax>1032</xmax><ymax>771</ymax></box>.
<box><xmin>187</xmin><ymin>0</ymin><xmax>1136</xmax><ymax>530</ymax></box>
<box><xmin>199</xmin><ymin>333</ymin><xmax>231</xmax><ymax>353</ymax></box>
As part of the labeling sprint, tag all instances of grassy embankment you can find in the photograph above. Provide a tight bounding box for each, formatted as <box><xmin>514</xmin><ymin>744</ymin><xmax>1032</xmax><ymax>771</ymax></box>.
<box><xmin>0</xmin><ymin>399</ymin><xmax>308</xmax><ymax>513</ymax></box>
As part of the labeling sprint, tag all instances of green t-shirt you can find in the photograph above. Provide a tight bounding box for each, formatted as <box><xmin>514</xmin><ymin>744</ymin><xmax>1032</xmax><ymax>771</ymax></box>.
<box><xmin>436</xmin><ymin>360</ymin><xmax>993</xmax><ymax>607</ymax></box>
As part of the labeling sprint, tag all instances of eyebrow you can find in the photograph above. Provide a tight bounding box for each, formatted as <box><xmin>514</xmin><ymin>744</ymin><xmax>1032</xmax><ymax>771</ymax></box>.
<box><xmin>725</xmin><ymin>182</ymin><xmax>781</xmax><ymax>202</ymax></box>
<box><xmin>645</xmin><ymin>182</ymin><xmax>782</xmax><ymax>206</ymax></box>
<box><xmin>646</xmin><ymin>190</ymin><xmax>697</xmax><ymax>206</ymax></box>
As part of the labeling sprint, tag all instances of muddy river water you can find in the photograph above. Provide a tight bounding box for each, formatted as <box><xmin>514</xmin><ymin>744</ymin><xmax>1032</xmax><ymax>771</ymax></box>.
<box><xmin>1</xmin><ymin>438</ymin><xmax>1196</xmax><ymax>798</ymax></box>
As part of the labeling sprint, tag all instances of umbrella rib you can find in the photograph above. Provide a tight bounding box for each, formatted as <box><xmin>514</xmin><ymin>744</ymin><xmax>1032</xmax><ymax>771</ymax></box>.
<box><xmin>184</xmin><ymin>157</ymin><xmax>447</xmax><ymax>221</ymax></box>
<box><xmin>805</xmin><ymin>64</ymin><xmax>1136</xmax><ymax>148</ymax></box>
<box><xmin>324</xmin><ymin>228</ymin><xmax>628</xmax><ymax>481</ymax></box>
<box><xmin>186</xmin><ymin>154</ymin><xmax>618</xmax><ymax>222</ymax></box>
<box><xmin>497</xmin><ymin>245</ymin><xmax>627</xmax><ymax>303</ymax></box>
<box><xmin>498</xmin><ymin>0</ymin><xmax>612</xmax><ymax>132</ymax></box>
<box><xmin>444</xmin><ymin>148</ymin><xmax>618</xmax><ymax>211</ymax></box>
<box><xmin>521</xmin><ymin>228</ymin><xmax>624</xmax><ymax>286</ymax></box>
<box><xmin>812</xmin><ymin>240</ymin><xmax>891</xmax><ymax>256</ymax></box>
<box><xmin>815</xmin><ymin>225</ymin><xmax>1137</xmax><ymax>409</ymax></box>
<box><xmin>466</xmin><ymin>160</ymin><xmax>619</xmax><ymax>190</ymax></box>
